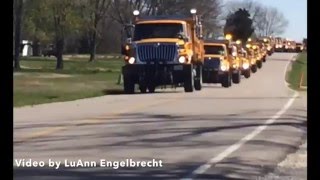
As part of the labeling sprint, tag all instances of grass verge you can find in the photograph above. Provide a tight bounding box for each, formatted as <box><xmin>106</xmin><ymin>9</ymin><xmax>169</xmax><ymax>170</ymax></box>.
<box><xmin>14</xmin><ymin>56</ymin><xmax>124</xmax><ymax>107</ymax></box>
<box><xmin>287</xmin><ymin>52</ymin><xmax>307</xmax><ymax>91</ymax></box>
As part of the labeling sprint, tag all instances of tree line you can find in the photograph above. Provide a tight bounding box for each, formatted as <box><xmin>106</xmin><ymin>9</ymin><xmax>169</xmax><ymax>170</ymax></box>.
<box><xmin>13</xmin><ymin>0</ymin><xmax>288</xmax><ymax>70</ymax></box>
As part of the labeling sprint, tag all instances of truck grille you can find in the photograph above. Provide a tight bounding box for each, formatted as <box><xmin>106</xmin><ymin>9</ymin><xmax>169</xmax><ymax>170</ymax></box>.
<box><xmin>136</xmin><ymin>43</ymin><xmax>178</xmax><ymax>62</ymax></box>
<box><xmin>204</xmin><ymin>58</ymin><xmax>220</xmax><ymax>69</ymax></box>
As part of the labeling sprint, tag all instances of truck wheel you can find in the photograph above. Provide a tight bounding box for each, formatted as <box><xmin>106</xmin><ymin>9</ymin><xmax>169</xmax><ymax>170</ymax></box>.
<box><xmin>232</xmin><ymin>70</ymin><xmax>241</xmax><ymax>84</ymax></box>
<box><xmin>221</xmin><ymin>73</ymin><xmax>231</xmax><ymax>88</ymax></box>
<box><xmin>139</xmin><ymin>85</ymin><xmax>147</xmax><ymax>93</ymax></box>
<box><xmin>148</xmin><ymin>85</ymin><xmax>156</xmax><ymax>93</ymax></box>
<box><xmin>251</xmin><ymin>64</ymin><xmax>257</xmax><ymax>73</ymax></box>
<box><xmin>244</xmin><ymin>69</ymin><xmax>251</xmax><ymax>78</ymax></box>
<box><xmin>184</xmin><ymin>65</ymin><xmax>194</xmax><ymax>92</ymax></box>
<box><xmin>257</xmin><ymin>61</ymin><xmax>262</xmax><ymax>69</ymax></box>
<box><xmin>194</xmin><ymin>64</ymin><xmax>202</xmax><ymax>91</ymax></box>
<box><xmin>123</xmin><ymin>75</ymin><xmax>135</xmax><ymax>94</ymax></box>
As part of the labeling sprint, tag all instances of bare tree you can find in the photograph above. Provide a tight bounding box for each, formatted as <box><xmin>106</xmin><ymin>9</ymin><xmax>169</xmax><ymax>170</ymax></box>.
<box><xmin>224</xmin><ymin>0</ymin><xmax>288</xmax><ymax>37</ymax></box>
<box><xmin>14</xmin><ymin>0</ymin><xmax>24</xmax><ymax>70</ymax></box>
<box><xmin>78</xmin><ymin>0</ymin><xmax>112</xmax><ymax>62</ymax></box>
<box><xmin>47</xmin><ymin>0</ymin><xmax>82</xmax><ymax>69</ymax></box>
<box><xmin>256</xmin><ymin>7</ymin><xmax>289</xmax><ymax>36</ymax></box>
<box><xmin>109</xmin><ymin>0</ymin><xmax>149</xmax><ymax>25</ymax></box>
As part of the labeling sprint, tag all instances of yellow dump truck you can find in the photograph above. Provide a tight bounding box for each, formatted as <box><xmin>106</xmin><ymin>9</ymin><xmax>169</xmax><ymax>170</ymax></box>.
<box><xmin>295</xmin><ymin>42</ymin><xmax>304</xmax><ymax>52</ymax></box>
<box><xmin>245</xmin><ymin>43</ymin><xmax>258</xmax><ymax>73</ymax></box>
<box><xmin>252</xmin><ymin>44</ymin><xmax>264</xmax><ymax>69</ymax></box>
<box><xmin>121</xmin><ymin>9</ymin><xmax>204</xmax><ymax>93</ymax></box>
<box><xmin>228</xmin><ymin>41</ymin><xmax>245</xmax><ymax>83</ymax></box>
<box><xmin>233</xmin><ymin>40</ymin><xmax>251</xmax><ymax>79</ymax></box>
<box><xmin>286</xmin><ymin>40</ymin><xmax>296</xmax><ymax>52</ymax></box>
<box><xmin>274</xmin><ymin>37</ymin><xmax>284</xmax><ymax>52</ymax></box>
<box><xmin>202</xmin><ymin>40</ymin><xmax>232</xmax><ymax>87</ymax></box>
<box><xmin>258</xmin><ymin>37</ymin><xmax>274</xmax><ymax>56</ymax></box>
<box><xmin>246</xmin><ymin>42</ymin><xmax>263</xmax><ymax>69</ymax></box>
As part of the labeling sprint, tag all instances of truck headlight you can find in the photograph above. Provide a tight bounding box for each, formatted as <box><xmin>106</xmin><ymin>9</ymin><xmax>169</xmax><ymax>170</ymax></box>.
<box><xmin>178</xmin><ymin>56</ymin><xmax>186</xmax><ymax>63</ymax></box>
<box><xmin>242</xmin><ymin>63</ymin><xmax>249</xmax><ymax>69</ymax></box>
<box><xmin>128</xmin><ymin>57</ymin><xmax>135</xmax><ymax>64</ymax></box>
<box><xmin>221</xmin><ymin>64</ymin><xmax>228</xmax><ymax>71</ymax></box>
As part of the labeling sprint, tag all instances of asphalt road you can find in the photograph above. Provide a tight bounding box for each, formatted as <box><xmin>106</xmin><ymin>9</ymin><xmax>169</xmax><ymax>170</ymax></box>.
<box><xmin>14</xmin><ymin>53</ymin><xmax>307</xmax><ymax>180</ymax></box>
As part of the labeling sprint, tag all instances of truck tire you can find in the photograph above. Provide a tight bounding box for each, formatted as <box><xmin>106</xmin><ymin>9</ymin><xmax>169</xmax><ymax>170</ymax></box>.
<box><xmin>148</xmin><ymin>85</ymin><xmax>156</xmax><ymax>93</ymax></box>
<box><xmin>194</xmin><ymin>64</ymin><xmax>202</xmax><ymax>91</ymax></box>
<box><xmin>251</xmin><ymin>64</ymin><xmax>257</xmax><ymax>73</ymax></box>
<box><xmin>184</xmin><ymin>64</ymin><xmax>194</xmax><ymax>92</ymax></box>
<box><xmin>257</xmin><ymin>60</ymin><xmax>262</xmax><ymax>69</ymax></box>
<box><xmin>139</xmin><ymin>85</ymin><xmax>147</xmax><ymax>93</ymax></box>
<box><xmin>123</xmin><ymin>75</ymin><xmax>135</xmax><ymax>94</ymax></box>
<box><xmin>232</xmin><ymin>70</ymin><xmax>241</xmax><ymax>84</ymax></box>
<box><xmin>221</xmin><ymin>73</ymin><xmax>231</xmax><ymax>88</ymax></box>
<box><xmin>244</xmin><ymin>69</ymin><xmax>251</xmax><ymax>78</ymax></box>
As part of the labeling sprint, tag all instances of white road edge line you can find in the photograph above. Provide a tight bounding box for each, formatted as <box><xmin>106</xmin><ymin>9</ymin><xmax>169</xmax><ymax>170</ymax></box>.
<box><xmin>181</xmin><ymin>54</ymin><xmax>300</xmax><ymax>180</ymax></box>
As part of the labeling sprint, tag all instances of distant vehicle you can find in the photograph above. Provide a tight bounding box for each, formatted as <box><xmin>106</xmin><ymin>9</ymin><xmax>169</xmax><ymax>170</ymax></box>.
<box><xmin>202</xmin><ymin>40</ymin><xmax>233</xmax><ymax>87</ymax></box>
<box><xmin>274</xmin><ymin>37</ymin><xmax>284</xmax><ymax>52</ymax></box>
<box><xmin>295</xmin><ymin>43</ymin><xmax>304</xmax><ymax>52</ymax></box>
<box><xmin>42</xmin><ymin>44</ymin><xmax>56</xmax><ymax>57</ymax></box>
<box><xmin>284</xmin><ymin>41</ymin><xmax>296</xmax><ymax>53</ymax></box>
<box><xmin>258</xmin><ymin>37</ymin><xmax>274</xmax><ymax>56</ymax></box>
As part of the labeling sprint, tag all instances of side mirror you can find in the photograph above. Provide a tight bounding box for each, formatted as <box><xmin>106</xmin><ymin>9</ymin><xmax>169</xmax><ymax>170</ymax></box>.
<box><xmin>121</xmin><ymin>45</ymin><xmax>126</xmax><ymax>55</ymax></box>
<box><xmin>124</xmin><ymin>24</ymin><xmax>135</xmax><ymax>39</ymax></box>
<box><xmin>126</xmin><ymin>38</ymin><xmax>132</xmax><ymax>44</ymax></box>
<box><xmin>177</xmin><ymin>33</ymin><xmax>189</xmax><ymax>42</ymax></box>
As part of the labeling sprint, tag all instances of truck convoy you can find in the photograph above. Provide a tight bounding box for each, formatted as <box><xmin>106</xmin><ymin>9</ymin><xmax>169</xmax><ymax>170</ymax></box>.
<box><xmin>120</xmin><ymin>9</ymin><xmax>300</xmax><ymax>94</ymax></box>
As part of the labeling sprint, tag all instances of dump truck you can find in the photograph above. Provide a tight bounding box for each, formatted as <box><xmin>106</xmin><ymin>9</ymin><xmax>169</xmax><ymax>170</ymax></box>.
<box><xmin>274</xmin><ymin>37</ymin><xmax>284</xmax><ymax>52</ymax></box>
<box><xmin>202</xmin><ymin>40</ymin><xmax>232</xmax><ymax>87</ymax></box>
<box><xmin>295</xmin><ymin>43</ymin><xmax>304</xmax><ymax>52</ymax></box>
<box><xmin>228</xmin><ymin>41</ymin><xmax>246</xmax><ymax>83</ymax></box>
<box><xmin>258</xmin><ymin>37</ymin><xmax>273</xmax><ymax>56</ymax></box>
<box><xmin>245</xmin><ymin>43</ymin><xmax>258</xmax><ymax>73</ymax></box>
<box><xmin>233</xmin><ymin>40</ymin><xmax>251</xmax><ymax>78</ymax></box>
<box><xmin>121</xmin><ymin>9</ymin><xmax>205</xmax><ymax>94</ymax></box>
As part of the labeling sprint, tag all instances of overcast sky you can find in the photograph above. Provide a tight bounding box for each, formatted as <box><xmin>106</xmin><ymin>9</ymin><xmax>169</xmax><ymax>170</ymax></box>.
<box><xmin>222</xmin><ymin>0</ymin><xmax>307</xmax><ymax>42</ymax></box>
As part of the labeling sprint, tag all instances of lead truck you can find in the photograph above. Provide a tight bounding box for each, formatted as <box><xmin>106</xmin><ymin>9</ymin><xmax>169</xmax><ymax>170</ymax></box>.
<box><xmin>121</xmin><ymin>9</ymin><xmax>204</xmax><ymax>94</ymax></box>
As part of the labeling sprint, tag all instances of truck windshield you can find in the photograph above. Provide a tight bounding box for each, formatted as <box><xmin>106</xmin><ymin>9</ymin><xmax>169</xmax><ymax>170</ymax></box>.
<box><xmin>204</xmin><ymin>45</ymin><xmax>225</xmax><ymax>55</ymax></box>
<box><xmin>133</xmin><ymin>23</ymin><xmax>183</xmax><ymax>41</ymax></box>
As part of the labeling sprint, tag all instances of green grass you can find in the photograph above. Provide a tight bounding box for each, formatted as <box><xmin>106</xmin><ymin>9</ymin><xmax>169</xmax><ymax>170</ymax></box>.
<box><xmin>287</xmin><ymin>52</ymin><xmax>307</xmax><ymax>90</ymax></box>
<box><xmin>14</xmin><ymin>56</ymin><xmax>125</xmax><ymax>107</ymax></box>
